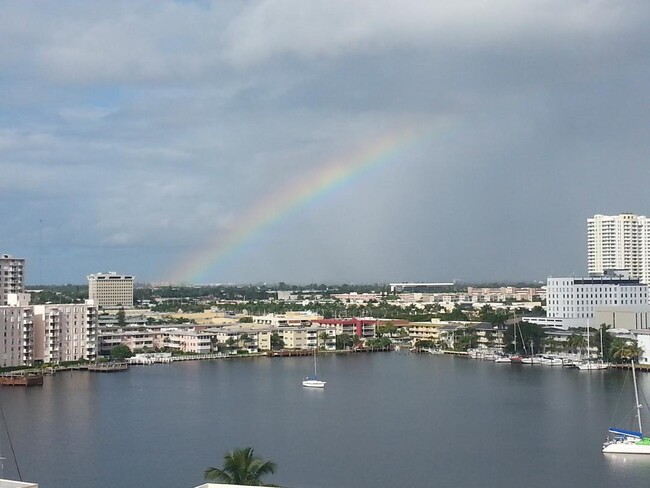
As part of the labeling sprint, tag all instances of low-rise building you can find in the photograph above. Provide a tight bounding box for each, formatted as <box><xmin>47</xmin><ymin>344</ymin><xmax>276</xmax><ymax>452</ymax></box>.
<box><xmin>0</xmin><ymin>293</ymin><xmax>34</xmax><ymax>367</ymax></box>
<box><xmin>524</xmin><ymin>271</ymin><xmax>649</xmax><ymax>329</ymax></box>
<box><xmin>33</xmin><ymin>301</ymin><xmax>98</xmax><ymax>363</ymax></box>
<box><xmin>311</xmin><ymin>318</ymin><xmax>376</xmax><ymax>339</ymax></box>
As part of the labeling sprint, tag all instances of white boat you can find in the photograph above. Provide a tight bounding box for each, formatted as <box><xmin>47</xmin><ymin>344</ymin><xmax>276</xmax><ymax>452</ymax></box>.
<box><xmin>540</xmin><ymin>356</ymin><xmax>563</xmax><ymax>366</ymax></box>
<box><xmin>576</xmin><ymin>321</ymin><xmax>609</xmax><ymax>371</ymax></box>
<box><xmin>302</xmin><ymin>350</ymin><xmax>326</xmax><ymax>388</ymax></box>
<box><xmin>521</xmin><ymin>355</ymin><xmax>543</xmax><ymax>365</ymax></box>
<box><xmin>494</xmin><ymin>356</ymin><xmax>512</xmax><ymax>363</ymax></box>
<box><xmin>576</xmin><ymin>361</ymin><xmax>609</xmax><ymax>371</ymax></box>
<box><xmin>602</xmin><ymin>361</ymin><xmax>650</xmax><ymax>454</ymax></box>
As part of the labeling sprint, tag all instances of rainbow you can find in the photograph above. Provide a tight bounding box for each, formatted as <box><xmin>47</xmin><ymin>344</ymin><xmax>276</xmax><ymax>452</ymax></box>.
<box><xmin>167</xmin><ymin>125</ymin><xmax>430</xmax><ymax>284</ymax></box>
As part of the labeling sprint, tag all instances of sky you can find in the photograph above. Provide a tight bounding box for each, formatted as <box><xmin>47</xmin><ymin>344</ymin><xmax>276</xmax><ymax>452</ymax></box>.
<box><xmin>1</xmin><ymin>0</ymin><xmax>649</xmax><ymax>285</ymax></box>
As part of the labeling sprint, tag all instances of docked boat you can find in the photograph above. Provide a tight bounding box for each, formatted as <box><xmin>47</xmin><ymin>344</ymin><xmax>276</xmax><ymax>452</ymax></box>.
<box><xmin>602</xmin><ymin>361</ymin><xmax>650</xmax><ymax>454</ymax></box>
<box><xmin>302</xmin><ymin>350</ymin><xmax>326</xmax><ymax>389</ymax></box>
<box><xmin>521</xmin><ymin>355</ymin><xmax>543</xmax><ymax>365</ymax></box>
<box><xmin>577</xmin><ymin>321</ymin><xmax>610</xmax><ymax>371</ymax></box>
<box><xmin>576</xmin><ymin>361</ymin><xmax>609</xmax><ymax>371</ymax></box>
<box><xmin>494</xmin><ymin>355</ymin><xmax>512</xmax><ymax>363</ymax></box>
<box><xmin>541</xmin><ymin>356</ymin><xmax>564</xmax><ymax>366</ymax></box>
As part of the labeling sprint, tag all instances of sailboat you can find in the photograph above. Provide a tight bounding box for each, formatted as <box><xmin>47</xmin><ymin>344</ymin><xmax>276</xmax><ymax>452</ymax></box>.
<box><xmin>576</xmin><ymin>321</ymin><xmax>609</xmax><ymax>370</ymax></box>
<box><xmin>302</xmin><ymin>349</ymin><xmax>326</xmax><ymax>388</ymax></box>
<box><xmin>602</xmin><ymin>360</ymin><xmax>650</xmax><ymax>454</ymax></box>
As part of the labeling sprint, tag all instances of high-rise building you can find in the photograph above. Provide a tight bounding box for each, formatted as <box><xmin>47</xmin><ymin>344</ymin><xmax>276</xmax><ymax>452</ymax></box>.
<box><xmin>0</xmin><ymin>254</ymin><xmax>25</xmax><ymax>306</ymax></box>
<box><xmin>587</xmin><ymin>213</ymin><xmax>650</xmax><ymax>284</ymax></box>
<box><xmin>87</xmin><ymin>272</ymin><xmax>134</xmax><ymax>308</ymax></box>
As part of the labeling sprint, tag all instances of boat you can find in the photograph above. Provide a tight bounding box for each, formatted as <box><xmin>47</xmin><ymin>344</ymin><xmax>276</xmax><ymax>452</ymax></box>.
<box><xmin>302</xmin><ymin>350</ymin><xmax>326</xmax><ymax>388</ymax></box>
<box><xmin>602</xmin><ymin>360</ymin><xmax>650</xmax><ymax>454</ymax></box>
<box><xmin>576</xmin><ymin>322</ymin><xmax>609</xmax><ymax>371</ymax></box>
<box><xmin>576</xmin><ymin>361</ymin><xmax>609</xmax><ymax>371</ymax></box>
<box><xmin>540</xmin><ymin>356</ymin><xmax>564</xmax><ymax>366</ymax></box>
<box><xmin>494</xmin><ymin>355</ymin><xmax>512</xmax><ymax>363</ymax></box>
<box><xmin>521</xmin><ymin>355</ymin><xmax>543</xmax><ymax>365</ymax></box>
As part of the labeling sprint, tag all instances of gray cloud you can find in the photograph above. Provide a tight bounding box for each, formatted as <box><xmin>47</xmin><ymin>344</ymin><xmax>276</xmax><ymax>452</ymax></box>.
<box><xmin>1</xmin><ymin>1</ymin><xmax>649</xmax><ymax>284</ymax></box>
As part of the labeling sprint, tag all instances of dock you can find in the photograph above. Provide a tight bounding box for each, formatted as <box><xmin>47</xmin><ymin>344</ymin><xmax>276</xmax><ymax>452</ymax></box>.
<box><xmin>267</xmin><ymin>350</ymin><xmax>313</xmax><ymax>357</ymax></box>
<box><xmin>610</xmin><ymin>363</ymin><xmax>650</xmax><ymax>372</ymax></box>
<box><xmin>0</xmin><ymin>372</ymin><xmax>44</xmax><ymax>387</ymax></box>
<box><xmin>87</xmin><ymin>362</ymin><xmax>129</xmax><ymax>372</ymax></box>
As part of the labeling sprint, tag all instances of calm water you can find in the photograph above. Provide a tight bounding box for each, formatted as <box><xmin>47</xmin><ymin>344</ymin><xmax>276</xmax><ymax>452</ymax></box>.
<box><xmin>1</xmin><ymin>353</ymin><xmax>650</xmax><ymax>488</ymax></box>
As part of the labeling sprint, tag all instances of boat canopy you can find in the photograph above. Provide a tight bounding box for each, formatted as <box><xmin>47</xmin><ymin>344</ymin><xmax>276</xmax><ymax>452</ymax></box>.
<box><xmin>608</xmin><ymin>427</ymin><xmax>643</xmax><ymax>439</ymax></box>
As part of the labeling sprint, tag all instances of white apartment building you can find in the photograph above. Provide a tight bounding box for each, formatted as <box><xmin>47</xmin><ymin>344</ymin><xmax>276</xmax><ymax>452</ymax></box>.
<box><xmin>0</xmin><ymin>254</ymin><xmax>25</xmax><ymax>306</ymax></box>
<box><xmin>0</xmin><ymin>294</ymin><xmax>34</xmax><ymax>367</ymax></box>
<box><xmin>525</xmin><ymin>271</ymin><xmax>649</xmax><ymax>329</ymax></box>
<box><xmin>88</xmin><ymin>272</ymin><xmax>134</xmax><ymax>308</ymax></box>
<box><xmin>32</xmin><ymin>302</ymin><xmax>98</xmax><ymax>363</ymax></box>
<box><xmin>588</xmin><ymin>213</ymin><xmax>650</xmax><ymax>284</ymax></box>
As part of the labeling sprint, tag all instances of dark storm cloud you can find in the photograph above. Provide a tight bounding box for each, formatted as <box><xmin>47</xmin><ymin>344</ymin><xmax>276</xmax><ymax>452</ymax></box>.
<box><xmin>0</xmin><ymin>0</ymin><xmax>648</xmax><ymax>283</ymax></box>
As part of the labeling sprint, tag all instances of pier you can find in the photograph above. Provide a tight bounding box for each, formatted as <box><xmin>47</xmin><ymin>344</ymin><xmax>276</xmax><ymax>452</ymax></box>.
<box><xmin>87</xmin><ymin>362</ymin><xmax>129</xmax><ymax>372</ymax></box>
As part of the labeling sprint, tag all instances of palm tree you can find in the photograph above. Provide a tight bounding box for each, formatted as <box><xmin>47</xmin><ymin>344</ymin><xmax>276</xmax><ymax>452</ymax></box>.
<box><xmin>567</xmin><ymin>333</ymin><xmax>586</xmax><ymax>354</ymax></box>
<box><xmin>205</xmin><ymin>447</ymin><xmax>277</xmax><ymax>486</ymax></box>
<box><xmin>610</xmin><ymin>339</ymin><xmax>643</xmax><ymax>363</ymax></box>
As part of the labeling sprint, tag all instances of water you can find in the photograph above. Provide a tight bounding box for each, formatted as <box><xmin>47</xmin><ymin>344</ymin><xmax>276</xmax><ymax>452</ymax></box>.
<box><xmin>1</xmin><ymin>353</ymin><xmax>650</xmax><ymax>488</ymax></box>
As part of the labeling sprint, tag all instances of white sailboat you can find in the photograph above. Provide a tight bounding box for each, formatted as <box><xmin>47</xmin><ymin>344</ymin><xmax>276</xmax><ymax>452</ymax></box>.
<box><xmin>302</xmin><ymin>349</ymin><xmax>326</xmax><ymax>388</ymax></box>
<box><xmin>576</xmin><ymin>321</ymin><xmax>609</xmax><ymax>370</ymax></box>
<box><xmin>602</xmin><ymin>360</ymin><xmax>650</xmax><ymax>454</ymax></box>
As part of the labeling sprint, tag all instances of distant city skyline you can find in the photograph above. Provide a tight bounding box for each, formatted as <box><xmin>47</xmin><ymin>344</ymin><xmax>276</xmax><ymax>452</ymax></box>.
<box><xmin>1</xmin><ymin>2</ymin><xmax>649</xmax><ymax>284</ymax></box>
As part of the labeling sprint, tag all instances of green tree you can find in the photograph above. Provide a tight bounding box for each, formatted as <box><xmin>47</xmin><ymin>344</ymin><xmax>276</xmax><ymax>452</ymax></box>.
<box><xmin>270</xmin><ymin>333</ymin><xmax>284</xmax><ymax>351</ymax></box>
<box><xmin>566</xmin><ymin>333</ymin><xmax>586</xmax><ymax>354</ymax></box>
<box><xmin>610</xmin><ymin>339</ymin><xmax>643</xmax><ymax>363</ymax></box>
<box><xmin>238</xmin><ymin>316</ymin><xmax>253</xmax><ymax>323</ymax></box>
<box><xmin>110</xmin><ymin>344</ymin><xmax>132</xmax><ymax>361</ymax></box>
<box><xmin>116</xmin><ymin>307</ymin><xmax>126</xmax><ymax>328</ymax></box>
<box><xmin>204</xmin><ymin>447</ymin><xmax>277</xmax><ymax>486</ymax></box>
<box><xmin>318</xmin><ymin>332</ymin><xmax>329</xmax><ymax>350</ymax></box>
<box><xmin>336</xmin><ymin>333</ymin><xmax>354</xmax><ymax>350</ymax></box>
<box><xmin>503</xmin><ymin>322</ymin><xmax>547</xmax><ymax>354</ymax></box>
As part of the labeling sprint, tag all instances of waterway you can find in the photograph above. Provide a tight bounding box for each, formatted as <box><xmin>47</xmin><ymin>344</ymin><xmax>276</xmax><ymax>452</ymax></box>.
<box><xmin>1</xmin><ymin>353</ymin><xmax>650</xmax><ymax>488</ymax></box>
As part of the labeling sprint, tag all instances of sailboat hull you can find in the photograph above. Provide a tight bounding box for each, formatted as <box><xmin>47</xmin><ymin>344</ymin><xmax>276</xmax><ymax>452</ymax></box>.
<box><xmin>576</xmin><ymin>362</ymin><xmax>609</xmax><ymax>370</ymax></box>
<box><xmin>602</xmin><ymin>441</ymin><xmax>650</xmax><ymax>454</ymax></box>
<box><xmin>302</xmin><ymin>379</ymin><xmax>326</xmax><ymax>388</ymax></box>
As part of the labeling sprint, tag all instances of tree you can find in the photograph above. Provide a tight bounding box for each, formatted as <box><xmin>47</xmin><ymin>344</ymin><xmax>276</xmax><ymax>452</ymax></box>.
<box><xmin>270</xmin><ymin>333</ymin><xmax>284</xmax><ymax>351</ymax></box>
<box><xmin>116</xmin><ymin>307</ymin><xmax>126</xmax><ymax>328</ymax></box>
<box><xmin>204</xmin><ymin>447</ymin><xmax>277</xmax><ymax>486</ymax></box>
<box><xmin>318</xmin><ymin>332</ymin><xmax>329</xmax><ymax>350</ymax></box>
<box><xmin>110</xmin><ymin>344</ymin><xmax>132</xmax><ymax>361</ymax></box>
<box><xmin>336</xmin><ymin>333</ymin><xmax>354</xmax><ymax>350</ymax></box>
<box><xmin>566</xmin><ymin>333</ymin><xmax>586</xmax><ymax>355</ymax></box>
<box><xmin>610</xmin><ymin>339</ymin><xmax>643</xmax><ymax>363</ymax></box>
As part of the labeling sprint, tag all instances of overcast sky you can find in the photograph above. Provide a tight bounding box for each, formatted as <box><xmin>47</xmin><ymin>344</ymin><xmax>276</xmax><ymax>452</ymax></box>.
<box><xmin>1</xmin><ymin>0</ymin><xmax>649</xmax><ymax>285</ymax></box>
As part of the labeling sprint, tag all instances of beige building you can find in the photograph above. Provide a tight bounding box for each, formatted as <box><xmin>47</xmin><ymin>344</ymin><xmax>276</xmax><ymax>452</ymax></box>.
<box><xmin>88</xmin><ymin>272</ymin><xmax>134</xmax><ymax>308</ymax></box>
<box><xmin>0</xmin><ymin>254</ymin><xmax>25</xmax><ymax>306</ymax></box>
<box><xmin>594</xmin><ymin>305</ymin><xmax>650</xmax><ymax>330</ymax></box>
<box><xmin>0</xmin><ymin>294</ymin><xmax>34</xmax><ymax>367</ymax></box>
<box><xmin>99</xmin><ymin>327</ymin><xmax>214</xmax><ymax>355</ymax></box>
<box><xmin>33</xmin><ymin>302</ymin><xmax>98</xmax><ymax>363</ymax></box>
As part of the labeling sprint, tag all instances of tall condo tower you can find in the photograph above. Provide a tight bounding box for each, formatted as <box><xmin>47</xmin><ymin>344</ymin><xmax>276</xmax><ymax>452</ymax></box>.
<box><xmin>87</xmin><ymin>272</ymin><xmax>134</xmax><ymax>308</ymax></box>
<box><xmin>588</xmin><ymin>214</ymin><xmax>650</xmax><ymax>284</ymax></box>
<box><xmin>0</xmin><ymin>254</ymin><xmax>25</xmax><ymax>306</ymax></box>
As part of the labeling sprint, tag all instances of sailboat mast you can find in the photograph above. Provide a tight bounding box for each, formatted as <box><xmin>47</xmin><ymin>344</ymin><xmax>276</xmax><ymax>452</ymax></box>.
<box><xmin>632</xmin><ymin>360</ymin><xmax>643</xmax><ymax>435</ymax></box>
<box><xmin>600</xmin><ymin>327</ymin><xmax>604</xmax><ymax>362</ymax></box>
<box><xmin>586</xmin><ymin>320</ymin><xmax>590</xmax><ymax>362</ymax></box>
